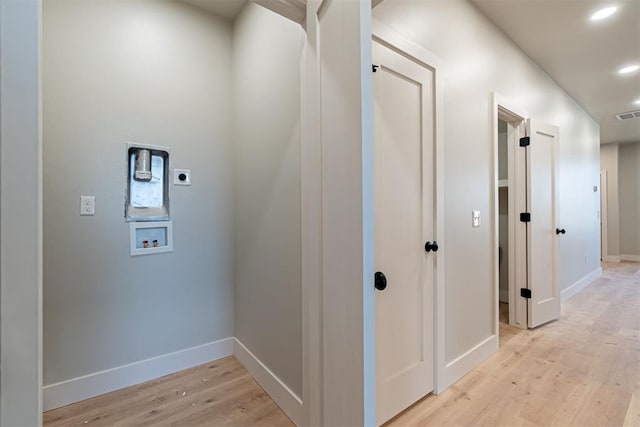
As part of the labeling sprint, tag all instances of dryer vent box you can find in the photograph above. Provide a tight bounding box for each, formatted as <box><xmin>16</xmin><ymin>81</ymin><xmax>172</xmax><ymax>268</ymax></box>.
<box><xmin>126</xmin><ymin>143</ymin><xmax>170</xmax><ymax>222</ymax></box>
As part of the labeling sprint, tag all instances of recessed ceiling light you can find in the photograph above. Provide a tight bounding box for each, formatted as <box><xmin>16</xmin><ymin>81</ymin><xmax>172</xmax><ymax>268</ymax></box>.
<box><xmin>591</xmin><ymin>6</ymin><xmax>617</xmax><ymax>20</ymax></box>
<box><xmin>619</xmin><ymin>65</ymin><xmax>640</xmax><ymax>74</ymax></box>
<box><xmin>634</xmin><ymin>99</ymin><xmax>640</xmax><ymax>105</ymax></box>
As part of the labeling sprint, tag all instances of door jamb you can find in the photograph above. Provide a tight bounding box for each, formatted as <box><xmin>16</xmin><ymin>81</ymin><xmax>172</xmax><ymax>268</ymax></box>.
<box><xmin>300</xmin><ymin>2</ymin><xmax>322</xmax><ymax>425</ymax></box>
<box><xmin>600</xmin><ymin>170</ymin><xmax>608</xmax><ymax>261</ymax></box>
<box><xmin>492</xmin><ymin>93</ymin><xmax>528</xmax><ymax>332</ymax></box>
<box><xmin>372</xmin><ymin>20</ymin><xmax>446</xmax><ymax>394</ymax></box>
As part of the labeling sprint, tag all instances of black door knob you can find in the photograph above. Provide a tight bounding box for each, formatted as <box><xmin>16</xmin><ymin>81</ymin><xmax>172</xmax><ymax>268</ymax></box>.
<box><xmin>425</xmin><ymin>241</ymin><xmax>439</xmax><ymax>252</ymax></box>
<box><xmin>555</xmin><ymin>228</ymin><xmax>566</xmax><ymax>235</ymax></box>
<box><xmin>374</xmin><ymin>271</ymin><xmax>387</xmax><ymax>291</ymax></box>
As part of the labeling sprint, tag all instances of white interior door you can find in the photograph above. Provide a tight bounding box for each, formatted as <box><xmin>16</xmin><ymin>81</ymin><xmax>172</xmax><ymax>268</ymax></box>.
<box><xmin>526</xmin><ymin>119</ymin><xmax>560</xmax><ymax>328</ymax></box>
<box><xmin>373</xmin><ymin>40</ymin><xmax>434</xmax><ymax>425</ymax></box>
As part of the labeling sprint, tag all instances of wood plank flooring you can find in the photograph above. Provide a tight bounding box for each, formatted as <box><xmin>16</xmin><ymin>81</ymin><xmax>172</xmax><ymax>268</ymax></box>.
<box><xmin>388</xmin><ymin>261</ymin><xmax>640</xmax><ymax>426</ymax></box>
<box><xmin>499</xmin><ymin>302</ymin><xmax>522</xmax><ymax>346</ymax></box>
<box><xmin>44</xmin><ymin>356</ymin><xmax>294</xmax><ymax>427</ymax></box>
<box><xmin>45</xmin><ymin>262</ymin><xmax>639</xmax><ymax>426</ymax></box>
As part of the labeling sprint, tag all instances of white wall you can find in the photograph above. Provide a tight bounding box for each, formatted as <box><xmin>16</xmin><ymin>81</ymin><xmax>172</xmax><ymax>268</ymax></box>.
<box><xmin>43</xmin><ymin>0</ymin><xmax>234</xmax><ymax>386</ymax></box>
<box><xmin>374</xmin><ymin>0</ymin><xmax>600</xmax><ymax>375</ymax></box>
<box><xmin>232</xmin><ymin>2</ymin><xmax>304</xmax><ymax>398</ymax></box>
<box><xmin>0</xmin><ymin>0</ymin><xmax>43</xmax><ymax>425</ymax></box>
<box><xmin>618</xmin><ymin>142</ymin><xmax>640</xmax><ymax>258</ymax></box>
<box><xmin>600</xmin><ymin>143</ymin><xmax>620</xmax><ymax>257</ymax></box>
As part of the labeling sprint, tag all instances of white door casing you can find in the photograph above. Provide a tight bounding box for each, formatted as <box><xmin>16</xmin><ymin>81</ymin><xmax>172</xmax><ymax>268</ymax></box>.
<box><xmin>600</xmin><ymin>170</ymin><xmax>608</xmax><ymax>261</ymax></box>
<box><xmin>493</xmin><ymin>96</ymin><xmax>529</xmax><ymax>330</ymax></box>
<box><xmin>373</xmin><ymin>40</ymin><xmax>435</xmax><ymax>425</ymax></box>
<box><xmin>525</xmin><ymin>119</ymin><xmax>560</xmax><ymax>328</ymax></box>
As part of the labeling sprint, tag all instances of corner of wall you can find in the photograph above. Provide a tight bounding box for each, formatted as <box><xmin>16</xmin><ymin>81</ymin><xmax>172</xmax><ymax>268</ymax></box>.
<box><xmin>233</xmin><ymin>338</ymin><xmax>303</xmax><ymax>425</ymax></box>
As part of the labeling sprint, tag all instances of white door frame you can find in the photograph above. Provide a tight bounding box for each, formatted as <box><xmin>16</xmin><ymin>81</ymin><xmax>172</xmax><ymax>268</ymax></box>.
<box><xmin>600</xmin><ymin>170</ymin><xmax>608</xmax><ymax>261</ymax></box>
<box><xmin>300</xmin><ymin>2</ymin><xmax>322</xmax><ymax>425</ymax></box>
<box><xmin>372</xmin><ymin>21</ymin><xmax>446</xmax><ymax>395</ymax></box>
<box><xmin>492</xmin><ymin>93</ymin><xmax>528</xmax><ymax>330</ymax></box>
<box><xmin>301</xmin><ymin>12</ymin><xmax>444</xmax><ymax>424</ymax></box>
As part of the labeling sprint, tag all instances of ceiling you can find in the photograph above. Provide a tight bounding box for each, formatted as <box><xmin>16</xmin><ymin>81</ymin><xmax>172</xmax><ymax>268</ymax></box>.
<box><xmin>182</xmin><ymin>0</ymin><xmax>638</xmax><ymax>144</ymax></box>
<box><xmin>182</xmin><ymin>0</ymin><xmax>247</xmax><ymax>20</ymax></box>
<box><xmin>471</xmin><ymin>0</ymin><xmax>640</xmax><ymax>144</ymax></box>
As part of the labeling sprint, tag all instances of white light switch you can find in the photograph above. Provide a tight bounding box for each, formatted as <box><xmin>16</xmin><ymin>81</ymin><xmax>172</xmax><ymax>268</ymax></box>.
<box><xmin>80</xmin><ymin>196</ymin><xmax>95</xmax><ymax>216</ymax></box>
<box><xmin>472</xmin><ymin>210</ymin><xmax>480</xmax><ymax>227</ymax></box>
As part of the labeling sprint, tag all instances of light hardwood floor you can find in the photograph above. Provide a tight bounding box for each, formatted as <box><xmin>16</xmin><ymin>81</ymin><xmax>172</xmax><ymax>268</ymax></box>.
<box><xmin>45</xmin><ymin>262</ymin><xmax>639</xmax><ymax>426</ymax></box>
<box><xmin>44</xmin><ymin>356</ymin><xmax>294</xmax><ymax>427</ymax></box>
<box><xmin>388</xmin><ymin>261</ymin><xmax>640</xmax><ymax>426</ymax></box>
<box><xmin>499</xmin><ymin>302</ymin><xmax>522</xmax><ymax>346</ymax></box>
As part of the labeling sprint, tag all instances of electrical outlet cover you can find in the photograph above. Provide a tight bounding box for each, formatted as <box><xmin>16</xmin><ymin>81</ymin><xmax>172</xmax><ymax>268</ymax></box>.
<box><xmin>80</xmin><ymin>196</ymin><xmax>95</xmax><ymax>215</ymax></box>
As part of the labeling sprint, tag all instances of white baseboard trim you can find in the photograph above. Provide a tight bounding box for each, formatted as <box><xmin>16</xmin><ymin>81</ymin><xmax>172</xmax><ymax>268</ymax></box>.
<box><xmin>499</xmin><ymin>289</ymin><xmax>509</xmax><ymax>303</ymax></box>
<box><xmin>233</xmin><ymin>338</ymin><xmax>302</xmax><ymax>426</ymax></box>
<box><xmin>561</xmin><ymin>267</ymin><xmax>602</xmax><ymax>302</ymax></box>
<box><xmin>620</xmin><ymin>254</ymin><xmax>640</xmax><ymax>262</ymax></box>
<box><xmin>442</xmin><ymin>335</ymin><xmax>497</xmax><ymax>391</ymax></box>
<box><xmin>603</xmin><ymin>255</ymin><xmax>621</xmax><ymax>262</ymax></box>
<box><xmin>43</xmin><ymin>337</ymin><xmax>234</xmax><ymax>411</ymax></box>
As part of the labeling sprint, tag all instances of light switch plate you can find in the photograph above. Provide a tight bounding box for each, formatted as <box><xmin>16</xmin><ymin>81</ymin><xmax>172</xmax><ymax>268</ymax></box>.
<box><xmin>80</xmin><ymin>196</ymin><xmax>95</xmax><ymax>215</ymax></box>
<box><xmin>472</xmin><ymin>210</ymin><xmax>480</xmax><ymax>227</ymax></box>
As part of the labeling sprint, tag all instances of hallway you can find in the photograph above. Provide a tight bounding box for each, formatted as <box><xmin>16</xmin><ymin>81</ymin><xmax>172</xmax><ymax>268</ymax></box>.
<box><xmin>389</xmin><ymin>261</ymin><xmax>639</xmax><ymax>426</ymax></box>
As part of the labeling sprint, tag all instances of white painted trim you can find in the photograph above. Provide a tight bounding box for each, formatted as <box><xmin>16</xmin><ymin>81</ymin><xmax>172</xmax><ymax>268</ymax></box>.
<box><xmin>372</xmin><ymin>20</ymin><xmax>447</xmax><ymax>396</ymax></box>
<box><xmin>361</xmin><ymin>9</ymin><xmax>376</xmax><ymax>426</ymax></box>
<box><xmin>442</xmin><ymin>335</ymin><xmax>497</xmax><ymax>390</ymax></box>
<box><xmin>492</xmin><ymin>93</ymin><xmax>528</xmax><ymax>333</ymax></box>
<box><xmin>233</xmin><ymin>338</ymin><xmax>303</xmax><ymax>426</ymax></box>
<box><xmin>604</xmin><ymin>255</ymin><xmax>621</xmax><ymax>262</ymax></box>
<box><xmin>43</xmin><ymin>336</ymin><xmax>306</xmax><ymax>425</ymax></box>
<box><xmin>42</xmin><ymin>338</ymin><xmax>233</xmax><ymax>411</ymax></box>
<box><xmin>494</xmin><ymin>94</ymin><xmax>528</xmax><ymax>123</ymax></box>
<box><xmin>372</xmin><ymin>20</ymin><xmax>447</xmax><ymax>76</ymax></box>
<box><xmin>561</xmin><ymin>267</ymin><xmax>602</xmax><ymax>302</ymax></box>
<box><xmin>253</xmin><ymin>0</ymin><xmax>306</xmax><ymax>25</ymax></box>
<box><xmin>600</xmin><ymin>170</ymin><xmax>608</xmax><ymax>260</ymax></box>
<box><xmin>300</xmin><ymin>2</ymin><xmax>322</xmax><ymax>425</ymax></box>
<box><xmin>620</xmin><ymin>254</ymin><xmax>640</xmax><ymax>262</ymax></box>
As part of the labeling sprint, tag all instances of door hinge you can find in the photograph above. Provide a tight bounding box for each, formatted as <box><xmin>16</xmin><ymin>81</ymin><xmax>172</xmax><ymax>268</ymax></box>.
<box><xmin>372</xmin><ymin>64</ymin><xmax>379</xmax><ymax>73</ymax></box>
<box><xmin>519</xmin><ymin>136</ymin><xmax>530</xmax><ymax>147</ymax></box>
<box><xmin>520</xmin><ymin>288</ymin><xmax>532</xmax><ymax>299</ymax></box>
<box><xmin>520</xmin><ymin>212</ymin><xmax>531</xmax><ymax>222</ymax></box>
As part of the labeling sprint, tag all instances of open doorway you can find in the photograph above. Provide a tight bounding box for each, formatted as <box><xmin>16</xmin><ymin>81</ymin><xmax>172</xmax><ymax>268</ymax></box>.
<box><xmin>497</xmin><ymin>118</ymin><xmax>517</xmax><ymax>344</ymax></box>
<box><xmin>496</xmin><ymin>112</ymin><xmax>524</xmax><ymax>345</ymax></box>
<box><xmin>494</xmin><ymin>95</ymin><xmax>562</xmax><ymax>340</ymax></box>
<box><xmin>493</xmin><ymin>96</ymin><xmax>527</xmax><ymax>343</ymax></box>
